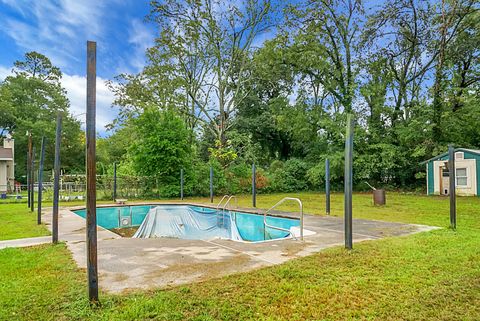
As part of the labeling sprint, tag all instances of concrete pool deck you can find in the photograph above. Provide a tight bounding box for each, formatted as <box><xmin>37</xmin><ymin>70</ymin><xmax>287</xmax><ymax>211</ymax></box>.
<box><xmin>41</xmin><ymin>203</ymin><xmax>438</xmax><ymax>294</ymax></box>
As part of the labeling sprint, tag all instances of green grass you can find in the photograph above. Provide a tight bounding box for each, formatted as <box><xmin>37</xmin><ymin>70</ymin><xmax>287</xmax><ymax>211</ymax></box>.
<box><xmin>1</xmin><ymin>192</ymin><xmax>479</xmax><ymax>320</ymax></box>
<box><xmin>0</xmin><ymin>204</ymin><xmax>50</xmax><ymax>240</ymax></box>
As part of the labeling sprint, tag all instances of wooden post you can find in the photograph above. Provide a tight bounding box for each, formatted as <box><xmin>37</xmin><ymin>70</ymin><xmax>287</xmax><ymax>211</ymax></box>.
<box><xmin>252</xmin><ymin>163</ymin><xmax>256</xmax><ymax>207</ymax></box>
<box><xmin>344</xmin><ymin>114</ymin><xmax>354</xmax><ymax>250</ymax></box>
<box><xmin>30</xmin><ymin>147</ymin><xmax>35</xmax><ymax>212</ymax></box>
<box><xmin>325</xmin><ymin>158</ymin><xmax>330</xmax><ymax>215</ymax></box>
<box><xmin>37</xmin><ymin>137</ymin><xmax>46</xmax><ymax>225</ymax></box>
<box><xmin>52</xmin><ymin>113</ymin><xmax>62</xmax><ymax>243</ymax></box>
<box><xmin>180</xmin><ymin>168</ymin><xmax>184</xmax><ymax>200</ymax></box>
<box><xmin>448</xmin><ymin>145</ymin><xmax>456</xmax><ymax>229</ymax></box>
<box><xmin>113</xmin><ymin>162</ymin><xmax>117</xmax><ymax>201</ymax></box>
<box><xmin>86</xmin><ymin>40</ymin><xmax>99</xmax><ymax>304</ymax></box>
<box><xmin>27</xmin><ymin>132</ymin><xmax>32</xmax><ymax>208</ymax></box>
<box><xmin>209</xmin><ymin>166</ymin><xmax>213</xmax><ymax>203</ymax></box>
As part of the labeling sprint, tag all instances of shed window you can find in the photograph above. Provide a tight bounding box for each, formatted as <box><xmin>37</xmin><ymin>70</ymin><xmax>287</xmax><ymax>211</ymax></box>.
<box><xmin>456</xmin><ymin>168</ymin><xmax>468</xmax><ymax>186</ymax></box>
<box><xmin>455</xmin><ymin>152</ymin><xmax>464</xmax><ymax>160</ymax></box>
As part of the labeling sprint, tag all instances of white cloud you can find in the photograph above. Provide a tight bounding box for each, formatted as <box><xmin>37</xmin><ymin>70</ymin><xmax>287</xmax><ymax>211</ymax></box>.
<box><xmin>128</xmin><ymin>19</ymin><xmax>156</xmax><ymax>72</ymax></box>
<box><xmin>0</xmin><ymin>0</ymin><xmax>117</xmax><ymax>72</ymax></box>
<box><xmin>0</xmin><ymin>65</ymin><xmax>12</xmax><ymax>81</ymax></box>
<box><xmin>61</xmin><ymin>73</ymin><xmax>118</xmax><ymax>135</ymax></box>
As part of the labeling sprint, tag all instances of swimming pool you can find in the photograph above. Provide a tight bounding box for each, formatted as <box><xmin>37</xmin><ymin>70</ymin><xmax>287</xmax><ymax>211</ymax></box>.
<box><xmin>72</xmin><ymin>205</ymin><xmax>300</xmax><ymax>242</ymax></box>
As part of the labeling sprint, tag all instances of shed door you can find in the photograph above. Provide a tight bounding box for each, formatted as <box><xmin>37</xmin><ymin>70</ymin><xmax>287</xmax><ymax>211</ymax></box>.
<box><xmin>440</xmin><ymin>167</ymin><xmax>450</xmax><ymax>195</ymax></box>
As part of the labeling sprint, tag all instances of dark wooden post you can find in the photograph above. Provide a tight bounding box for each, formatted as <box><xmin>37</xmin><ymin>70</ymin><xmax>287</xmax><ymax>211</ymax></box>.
<box><xmin>52</xmin><ymin>113</ymin><xmax>62</xmax><ymax>243</ymax></box>
<box><xmin>344</xmin><ymin>114</ymin><xmax>354</xmax><ymax>250</ymax></box>
<box><xmin>86</xmin><ymin>40</ymin><xmax>99</xmax><ymax>304</ymax></box>
<box><xmin>180</xmin><ymin>168</ymin><xmax>184</xmax><ymax>200</ymax></box>
<box><xmin>209</xmin><ymin>166</ymin><xmax>213</xmax><ymax>203</ymax></box>
<box><xmin>26</xmin><ymin>153</ymin><xmax>30</xmax><ymax>207</ymax></box>
<box><xmin>37</xmin><ymin>137</ymin><xmax>46</xmax><ymax>224</ymax></box>
<box><xmin>27</xmin><ymin>132</ymin><xmax>32</xmax><ymax>208</ymax></box>
<box><xmin>448</xmin><ymin>145</ymin><xmax>456</xmax><ymax>229</ymax></box>
<box><xmin>252</xmin><ymin>163</ymin><xmax>256</xmax><ymax>207</ymax></box>
<box><xmin>325</xmin><ymin>158</ymin><xmax>330</xmax><ymax>215</ymax></box>
<box><xmin>30</xmin><ymin>147</ymin><xmax>35</xmax><ymax>212</ymax></box>
<box><xmin>113</xmin><ymin>162</ymin><xmax>117</xmax><ymax>201</ymax></box>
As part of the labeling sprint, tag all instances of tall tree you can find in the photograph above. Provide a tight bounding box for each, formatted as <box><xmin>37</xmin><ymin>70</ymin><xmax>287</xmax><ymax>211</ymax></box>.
<box><xmin>0</xmin><ymin>52</ymin><xmax>84</xmax><ymax>180</ymax></box>
<box><xmin>286</xmin><ymin>0</ymin><xmax>364</xmax><ymax>113</ymax></box>
<box><xmin>145</xmin><ymin>0</ymin><xmax>272</xmax><ymax>145</ymax></box>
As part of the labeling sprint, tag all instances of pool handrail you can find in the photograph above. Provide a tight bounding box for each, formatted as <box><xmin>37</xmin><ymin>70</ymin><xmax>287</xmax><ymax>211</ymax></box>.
<box><xmin>264</xmin><ymin>197</ymin><xmax>304</xmax><ymax>241</ymax></box>
<box><xmin>216</xmin><ymin>195</ymin><xmax>230</xmax><ymax>212</ymax></box>
<box><xmin>221</xmin><ymin>195</ymin><xmax>238</xmax><ymax>227</ymax></box>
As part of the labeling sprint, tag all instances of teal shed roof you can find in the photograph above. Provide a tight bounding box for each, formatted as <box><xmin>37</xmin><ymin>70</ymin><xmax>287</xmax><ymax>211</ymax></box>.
<box><xmin>421</xmin><ymin>148</ymin><xmax>480</xmax><ymax>165</ymax></box>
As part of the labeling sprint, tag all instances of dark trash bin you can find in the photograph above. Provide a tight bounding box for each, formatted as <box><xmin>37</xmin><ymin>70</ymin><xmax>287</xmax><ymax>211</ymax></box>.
<box><xmin>373</xmin><ymin>189</ymin><xmax>386</xmax><ymax>206</ymax></box>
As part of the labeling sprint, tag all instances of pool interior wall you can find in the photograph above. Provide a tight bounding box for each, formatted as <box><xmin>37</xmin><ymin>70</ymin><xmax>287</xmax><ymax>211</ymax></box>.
<box><xmin>73</xmin><ymin>205</ymin><xmax>300</xmax><ymax>242</ymax></box>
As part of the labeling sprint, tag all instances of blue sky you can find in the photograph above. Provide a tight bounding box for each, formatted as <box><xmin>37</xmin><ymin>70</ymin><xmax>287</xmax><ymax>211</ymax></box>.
<box><xmin>0</xmin><ymin>0</ymin><xmax>157</xmax><ymax>135</ymax></box>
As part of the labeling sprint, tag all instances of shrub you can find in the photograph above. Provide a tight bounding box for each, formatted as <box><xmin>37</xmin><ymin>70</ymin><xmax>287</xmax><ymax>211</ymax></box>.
<box><xmin>268</xmin><ymin>158</ymin><xmax>308</xmax><ymax>192</ymax></box>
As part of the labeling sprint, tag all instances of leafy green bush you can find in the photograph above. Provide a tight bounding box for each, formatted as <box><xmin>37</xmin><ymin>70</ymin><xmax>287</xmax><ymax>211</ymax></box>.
<box><xmin>268</xmin><ymin>158</ymin><xmax>308</xmax><ymax>192</ymax></box>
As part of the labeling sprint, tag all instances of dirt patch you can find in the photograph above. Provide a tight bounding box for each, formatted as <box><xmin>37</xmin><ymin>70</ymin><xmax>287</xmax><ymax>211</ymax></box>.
<box><xmin>110</xmin><ymin>227</ymin><xmax>139</xmax><ymax>237</ymax></box>
<box><xmin>280</xmin><ymin>241</ymin><xmax>310</xmax><ymax>257</ymax></box>
<box><xmin>144</xmin><ymin>253</ymin><xmax>252</xmax><ymax>282</ymax></box>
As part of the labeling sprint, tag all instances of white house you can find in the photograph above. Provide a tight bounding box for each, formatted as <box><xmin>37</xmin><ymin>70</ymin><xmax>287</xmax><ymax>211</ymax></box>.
<box><xmin>0</xmin><ymin>136</ymin><xmax>15</xmax><ymax>193</ymax></box>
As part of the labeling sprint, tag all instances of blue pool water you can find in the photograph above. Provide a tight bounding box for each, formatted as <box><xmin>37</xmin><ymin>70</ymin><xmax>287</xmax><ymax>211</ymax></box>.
<box><xmin>72</xmin><ymin>205</ymin><xmax>299</xmax><ymax>242</ymax></box>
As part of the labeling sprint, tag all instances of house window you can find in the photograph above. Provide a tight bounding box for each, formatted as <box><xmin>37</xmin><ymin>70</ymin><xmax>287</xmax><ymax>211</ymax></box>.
<box><xmin>456</xmin><ymin>168</ymin><xmax>468</xmax><ymax>187</ymax></box>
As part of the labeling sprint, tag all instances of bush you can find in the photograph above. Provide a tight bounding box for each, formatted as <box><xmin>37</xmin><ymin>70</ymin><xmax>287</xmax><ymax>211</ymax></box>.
<box><xmin>268</xmin><ymin>159</ymin><xmax>308</xmax><ymax>192</ymax></box>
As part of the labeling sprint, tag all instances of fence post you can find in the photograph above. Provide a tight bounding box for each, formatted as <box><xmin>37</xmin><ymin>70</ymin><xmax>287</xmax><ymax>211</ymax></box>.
<box><xmin>113</xmin><ymin>162</ymin><xmax>117</xmax><ymax>201</ymax></box>
<box><xmin>252</xmin><ymin>163</ymin><xmax>256</xmax><ymax>207</ymax></box>
<box><xmin>52</xmin><ymin>113</ymin><xmax>62</xmax><ymax>243</ymax></box>
<box><xmin>30</xmin><ymin>147</ymin><xmax>35</xmax><ymax>212</ymax></box>
<box><xmin>180</xmin><ymin>168</ymin><xmax>184</xmax><ymax>200</ymax></box>
<box><xmin>86</xmin><ymin>40</ymin><xmax>99</xmax><ymax>304</ymax></box>
<box><xmin>344</xmin><ymin>114</ymin><xmax>354</xmax><ymax>250</ymax></box>
<box><xmin>37</xmin><ymin>137</ymin><xmax>46</xmax><ymax>224</ymax></box>
<box><xmin>27</xmin><ymin>132</ymin><xmax>32</xmax><ymax>208</ymax></box>
<box><xmin>27</xmin><ymin>151</ymin><xmax>30</xmax><ymax>208</ymax></box>
<box><xmin>210</xmin><ymin>166</ymin><xmax>213</xmax><ymax>203</ymax></box>
<box><xmin>448</xmin><ymin>145</ymin><xmax>456</xmax><ymax>229</ymax></box>
<box><xmin>325</xmin><ymin>158</ymin><xmax>330</xmax><ymax>215</ymax></box>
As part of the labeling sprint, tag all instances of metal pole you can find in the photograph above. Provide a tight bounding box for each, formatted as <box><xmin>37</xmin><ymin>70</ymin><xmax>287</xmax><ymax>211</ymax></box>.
<box><xmin>344</xmin><ymin>114</ymin><xmax>354</xmax><ymax>250</ymax></box>
<box><xmin>52</xmin><ymin>113</ymin><xmax>62</xmax><ymax>243</ymax></box>
<box><xmin>448</xmin><ymin>145</ymin><xmax>456</xmax><ymax>229</ymax></box>
<box><xmin>326</xmin><ymin>158</ymin><xmax>330</xmax><ymax>215</ymax></box>
<box><xmin>86</xmin><ymin>40</ymin><xmax>99</xmax><ymax>304</ymax></box>
<box><xmin>180</xmin><ymin>168</ymin><xmax>184</xmax><ymax>200</ymax></box>
<box><xmin>30</xmin><ymin>147</ymin><xmax>35</xmax><ymax>212</ymax></box>
<box><xmin>252</xmin><ymin>163</ymin><xmax>256</xmax><ymax>207</ymax></box>
<box><xmin>27</xmin><ymin>152</ymin><xmax>30</xmax><ymax>208</ymax></box>
<box><xmin>37</xmin><ymin>137</ymin><xmax>46</xmax><ymax>225</ymax></box>
<box><xmin>113</xmin><ymin>162</ymin><xmax>117</xmax><ymax>201</ymax></box>
<box><xmin>27</xmin><ymin>132</ymin><xmax>32</xmax><ymax>208</ymax></box>
<box><xmin>210</xmin><ymin>166</ymin><xmax>213</xmax><ymax>203</ymax></box>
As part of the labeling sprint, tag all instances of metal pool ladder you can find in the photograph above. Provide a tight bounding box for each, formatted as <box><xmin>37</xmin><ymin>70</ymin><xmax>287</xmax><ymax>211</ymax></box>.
<box><xmin>264</xmin><ymin>197</ymin><xmax>304</xmax><ymax>241</ymax></box>
<box><xmin>221</xmin><ymin>195</ymin><xmax>238</xmax><ymax>227</ymax></box>
<box><xmin>215</xmin><ymin>195</ymin><xmax>230</xmax><ymax>227</ymax></box>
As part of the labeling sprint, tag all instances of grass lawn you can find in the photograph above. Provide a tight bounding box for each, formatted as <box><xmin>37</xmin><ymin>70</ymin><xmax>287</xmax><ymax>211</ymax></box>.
<box><xmin>0</xmin><ymin>204</ymin><xmax>50</xmax><ymax>240</ymax></box>
<box><xmin>0</xmin><ymin>192</ymin><xmax>479</xmax><ymax>320</ymax></box>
